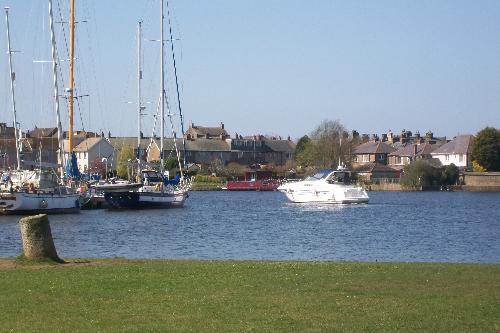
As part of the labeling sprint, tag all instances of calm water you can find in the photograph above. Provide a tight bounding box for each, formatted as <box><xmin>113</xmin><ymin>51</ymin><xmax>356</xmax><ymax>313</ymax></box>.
<box><xmin>1</xmin><ymin>191</ymin><xmax>499</xmax><ymax>263</ymax></box>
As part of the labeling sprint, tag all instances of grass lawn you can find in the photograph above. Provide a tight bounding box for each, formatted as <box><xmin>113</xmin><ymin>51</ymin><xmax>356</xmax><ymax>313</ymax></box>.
<box><xmin>0</xmin><ymin>259</ymin><xmax>499</xmax><ymax>332</ymax></box>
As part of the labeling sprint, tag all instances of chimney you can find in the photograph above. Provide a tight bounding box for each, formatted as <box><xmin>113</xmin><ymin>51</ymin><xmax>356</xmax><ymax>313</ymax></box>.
<box><xmin>381</xmin><ymin>133</ymin><xmax>388</xmax><ymax>142</ymax></box>
<box><xmin>140</xmin><ymin>131</ymin><xmax>144</xmax><ymax>139</ymax></box>
<box><xmin>107</xmin><ymin>131</ymin><xmax>111</xmax><ymax>139</ymax></box>
<box><xmin>189</xmin><ymin>120</ymin><xmax>193</xmax><ymax>128</ymax></box>
<box><xmin>287</xmin><ymin>135</ymin><xmax>291</xmax><ymax>141</ymax></box>
<box><xmin>220</xmin><ymin>122</ymin><xmax>224</xmax><ymax>129</ymax></box>
<box><xmin>352</xmin><ymin>130</ymin><xmax>359</xmax><ymax>139</ymax></box>
<box><xmin>413</xmin><ymin>144</ymin><xmax>418</xmax><ymax>156</ymax></box>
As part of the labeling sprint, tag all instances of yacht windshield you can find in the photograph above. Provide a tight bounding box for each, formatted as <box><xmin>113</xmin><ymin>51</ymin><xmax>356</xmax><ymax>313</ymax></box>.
<box><xmin>326</xmin><ymin>171</ymin><xmax>351</xmax><ymax>184</ymax></box>
<box><xmin>304</xmin><ymin>169</ymin><xmax>333</xmax><ymax>181</ymax></box>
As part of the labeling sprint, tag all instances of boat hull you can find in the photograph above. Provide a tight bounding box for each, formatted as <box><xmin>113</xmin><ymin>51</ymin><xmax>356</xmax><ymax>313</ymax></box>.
<box><xmin>0</xmin><ymin>192</ymin><xmax>81</xmax><ymax>215</ymax></box>
<box><xmin>104</xmin><ymin>191</ymin><xmax>187</xmax><ymax>209</ymax></box>
<box><xmin>226</xmin><ymin>179</ymin><xmax>280</xmax><ymax>191</ymax></box>
<box><xmin>278</xmin><ymin>183</ymin><xmax>369</xmax><ymax>204</ymax></box>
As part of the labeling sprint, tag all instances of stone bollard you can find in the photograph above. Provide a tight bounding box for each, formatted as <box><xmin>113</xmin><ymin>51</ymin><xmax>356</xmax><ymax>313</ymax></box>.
<box><xmin>18</xmin><ymin>214</ymin><xmax>63</xmax><ymax>263</ymax></box>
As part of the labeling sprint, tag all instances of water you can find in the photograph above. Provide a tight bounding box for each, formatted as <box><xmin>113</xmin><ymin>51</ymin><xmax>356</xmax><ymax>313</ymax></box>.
<box><xmin>1</xmin><ymin>191</ymin><xmax>499</xmax><ymax>263</ymax></box>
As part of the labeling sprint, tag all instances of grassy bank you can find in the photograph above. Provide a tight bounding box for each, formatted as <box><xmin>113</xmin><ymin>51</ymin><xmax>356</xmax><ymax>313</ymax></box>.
<box><xmin>0</xmin><ymin>259</ymin><xmax>499</xmax><ymax>332</ymax></box>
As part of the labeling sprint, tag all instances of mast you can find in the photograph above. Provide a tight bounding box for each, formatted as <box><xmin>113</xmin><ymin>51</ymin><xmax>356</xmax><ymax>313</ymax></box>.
<box><xmin>48</xmin><ymin>0</ymin><xmax>64</xmax><ymax>181</ymax></box>
<box><xmin>68</xmin><ymin>0</ymin><xmax>75</xmax><ymax>162</ymax></box>
<box><xmin>166</xmin><ymin>0</ymin><xmax>187</xmax><ymax>168</ymax></box>
<box><xmin>137</xmin><ymin>20</ymin><xmax>142</xmax><ymax>176</ymax></box>
<box><xmin>160</xmin><ymin>0</ymin><xmax>165</xmax><ymax>174</ymax></box>
<box><xmin>4</xmin><ymin>7</ymin><xmax>21</xmax><ymax>170</ymax></box>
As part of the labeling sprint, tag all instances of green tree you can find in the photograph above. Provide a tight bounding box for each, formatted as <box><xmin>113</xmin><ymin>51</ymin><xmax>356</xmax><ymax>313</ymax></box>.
<box><xmin>441</xmin><ymin>163</ymin><xmax>459</xmax><ymax>185</ymax></box>
<box><xmin>115</xmin><ymin>147</ymin><xmax>135</xmax><ymax>179</ymax></box>
<box><xmin>471</xmin><ymin>127</ymin><xmax>500</xmax><ymax>171</ymax></box>
<box><xmin>400</xmin><ymin>160</ymin><xmax>441</xmax><ymax>190</ymax></box>
<box><xmin>294</xmin><ymin>135</ymin><xmax>313</xmax><ymax>167</ymax></box>
<box><xmin>164</xmin><ymin>157</ymin><xmax>179</xmax><ymax>172</ymax></box>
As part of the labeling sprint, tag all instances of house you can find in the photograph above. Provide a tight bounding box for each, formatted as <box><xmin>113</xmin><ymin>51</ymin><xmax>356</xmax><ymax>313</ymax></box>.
<box><xmin>227</xmin><ymin>135</ymin><xmax>295</xmax><ymax>166</ymax></box>
<box><xmin>351</xmin><ymin>162</ymin><xmax>400</xmax><ymax>183</ymax></box>
<box><xmin>184</xmin><ymin>121</ymin><xmax>229</xmax><ymax>140</ymax></box>
<box><xmin>430</xmin><ymin>135</ymin><xmax>474</xmax><ymax>169</ymax></box>
<box><xmin>70</xmin><ymin>137</ymin><xmax>115</xmax><ymax>173</ymax></box>
<box><xmin>0</xmin><ymin>124</ymin><xmax>61</xmax><ymax>168</ymax></box>
<box><xmin>388</xmin><ymin>143</ymin><xmax>439</xmax><ymax>171</ymax></box>
<box><xmin>108</xmin><ymin>137</ymin><xmax>157</xmax><ymax>163</ymax></box>
<box><xmin>353</xmin><ymin>141</ymin><xmax>396</xmax><ymax>165</ymax></box>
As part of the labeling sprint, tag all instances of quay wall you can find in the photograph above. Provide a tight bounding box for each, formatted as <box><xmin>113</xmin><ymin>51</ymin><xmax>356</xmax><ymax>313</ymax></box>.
<box><xmin>463</xmin><ymin>172</ymin><xmax>500</xmax><ymax>192</ymax></box>
<box><xmin>366</xmin><ymin>183</ymin><xmax>402</xmax><ymax>191</ymax></box>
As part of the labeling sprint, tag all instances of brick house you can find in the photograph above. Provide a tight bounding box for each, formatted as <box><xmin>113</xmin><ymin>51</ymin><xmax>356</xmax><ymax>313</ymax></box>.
<box><xmin>353</xmin><ymin>141</ymin><xmax>396</xmax><ymax>165</ymax></box>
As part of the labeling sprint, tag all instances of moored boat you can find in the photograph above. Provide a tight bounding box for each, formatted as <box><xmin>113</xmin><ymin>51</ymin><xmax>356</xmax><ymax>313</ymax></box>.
<box><xmin>103</xmin><ymin>170</ymin><xmax>187</xmax><ymax>209</ymax></box>
<box><xmin>226</xmin><ymin>170</ymin><xmax>280</xmax><ymax>191</ymax></box>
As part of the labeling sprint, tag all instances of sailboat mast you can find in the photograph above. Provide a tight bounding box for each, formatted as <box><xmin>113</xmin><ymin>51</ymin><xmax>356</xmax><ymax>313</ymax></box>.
<box><xmin>160</xmin><ymin>0</ymin><xmax>165</xmax><ymax>174</ymax></box>
<box><xmin>4</xmin><ymin>7</ymin><xmax>21</xmax><ymax>170</ymax></box>
<box><xmin>68</xmin><ymin>0</ymin><xmax>75</xmax><ymax>158</ymax></box>
<box><xmin>166</xmin><ymin>0</ymin><xmax>187</xmax><ymax>168</ymax></box>
<box><xmin>48</xmin><ymin>0</ymin><xmax>64</xmax><ymax>181</ymax></box>
<box><xmin>137</xmin><ymin>20</ymin><xmax>142</xmax><ymax>176</ymax></box>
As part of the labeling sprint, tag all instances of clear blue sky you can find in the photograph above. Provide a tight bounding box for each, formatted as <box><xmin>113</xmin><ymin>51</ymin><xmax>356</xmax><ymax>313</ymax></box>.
<box><xmin>1</xmin><ymin>0</ymin><xmax>499</xmax><ymax>141</ymax></box>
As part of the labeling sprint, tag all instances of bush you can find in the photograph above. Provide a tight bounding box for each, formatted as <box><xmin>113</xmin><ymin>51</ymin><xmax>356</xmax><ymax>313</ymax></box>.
<box><xmin>400</xmin><ymin>160</ymin><xmax>441</xmax><ymax>189</ymax></box>
<box><xmin>441</xmin><ymin>164</ymin><xmax>459</xmax><ymax>185</ymax></box>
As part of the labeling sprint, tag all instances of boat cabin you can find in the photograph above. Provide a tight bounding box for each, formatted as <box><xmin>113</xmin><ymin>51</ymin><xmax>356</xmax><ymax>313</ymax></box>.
<box><xmin>235</xmin><ymin>170</ymin><xmax>275</xmax><ymax>182</ymax></box>
<box><xmin>305</xmin><ymin>169</ymin><xmax>352</xmax><ymax>185</ymax></box>
<box><xmin>141</xmin><ymin>170</ymin><xmax>164</xmax><ymax>185</ymax></box>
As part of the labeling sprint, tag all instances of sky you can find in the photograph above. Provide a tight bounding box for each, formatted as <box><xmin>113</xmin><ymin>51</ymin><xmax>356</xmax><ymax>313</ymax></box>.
<box><xmin>1</xmin><ymin>0</ymin><xmax>499</xmax><ymax>141</ymax></box>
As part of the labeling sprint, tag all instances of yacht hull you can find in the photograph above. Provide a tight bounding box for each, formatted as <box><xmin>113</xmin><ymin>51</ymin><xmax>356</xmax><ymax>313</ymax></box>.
<box><xmin>104</xmin><ymin>191</ymin><xmax>187</xmax><ymax>209</ymax></box>
<box><xmin>0</xmin><ymin>192</ymin><xmax>81</xmax><ymax>215</ymax></box>
<box><xmin>278</xmin><ymin>182</ymin><xmax>369</xmax><ymax>204</ymax></box>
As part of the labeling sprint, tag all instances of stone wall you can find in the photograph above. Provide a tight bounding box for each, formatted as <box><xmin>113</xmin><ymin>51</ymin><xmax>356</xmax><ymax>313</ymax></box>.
<box><xmin>463</xmin><ymin>172</ymin><xmax>500</xmax><ymax>191</ymax></box>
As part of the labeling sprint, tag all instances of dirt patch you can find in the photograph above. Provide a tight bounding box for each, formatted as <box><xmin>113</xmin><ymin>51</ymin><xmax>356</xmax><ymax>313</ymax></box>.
<box><xmin>0</xmin><ymin>258</ymin><xmax>112</xmax><ymax>270</ymax></box>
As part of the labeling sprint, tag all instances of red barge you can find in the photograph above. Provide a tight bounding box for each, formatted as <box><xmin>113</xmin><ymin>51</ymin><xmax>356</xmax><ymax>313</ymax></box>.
<box><xmin>226</xmin><ymin>170</ymin><xmax>280</xmax><ymax>191</ymax></box>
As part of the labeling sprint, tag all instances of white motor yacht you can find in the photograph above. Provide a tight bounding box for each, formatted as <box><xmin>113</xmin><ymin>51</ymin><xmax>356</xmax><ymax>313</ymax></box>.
<box><xmin>278</xmin><ymin>168</ymin><xmax>369</xmax><ymax>204</ymax></box>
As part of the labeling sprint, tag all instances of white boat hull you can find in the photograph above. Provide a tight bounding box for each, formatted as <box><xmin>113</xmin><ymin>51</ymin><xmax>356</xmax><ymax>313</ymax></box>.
<box><xmin>0</xmin><ymin>192</ymin><xmax>81</xmax><ymax>215</ymax></box>
<box><xmin>278</xmin><ymin>171</ymin><xmax>369</xmax><ymax>204</ymax></box>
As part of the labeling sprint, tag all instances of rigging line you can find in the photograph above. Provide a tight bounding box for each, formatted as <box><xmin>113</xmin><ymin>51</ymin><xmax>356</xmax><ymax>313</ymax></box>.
<box><xmin>164</xmin><ymin>89</ymin><xmax>183</xmax><ymax>178</ymax></box>
<box><xmin>166</xmin><ymin>0</ymin><xmax>187</xmax><ymax>167</ymax></box>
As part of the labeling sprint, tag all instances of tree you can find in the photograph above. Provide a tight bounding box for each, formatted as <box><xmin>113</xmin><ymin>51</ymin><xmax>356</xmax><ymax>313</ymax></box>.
<box><xmin>208</xmin><ymin>158</ymin><xmax>224</xmax><ymax>176</ymax></box>
<box><xmin>441</xmin><ymin>163</ymin><xmax>459</xmax><ymax>185</ymax></box>
<box><xmin>223</xmin><ymin>162</ymin><xmax>249</xmax><ymax>179</ymax></box>
<box><xmin>400</xmin><ymin>160</ymin><xmax>441</xmax><ymax>190</ymax></box>
<box><xmin>115</xmin><ymin>147</ymin><xmax>135</xmax><ymax>179</ymax></box>
<box><xmin>88</xmin><ymin>156</ymin><xmax>106</xmax><ymax>178</ymax></box>
<box><xmin>294</xmin><ymin>135</ymin><xmax>314</xmax><ymax>167</ymax></box>
<box><xmin>309</xmin><ymin>119</ymin><xmax>347</xmax><ymax>168</ymax></box>
<box><xmin>164</xmin><ymin>157</ymin><xmax>179</xmax><ymax>172</ymax></box>
<box><xmin>471</xmin><ymin>127</ymin><xmax>500</xmax><ymax>171</ymax></box>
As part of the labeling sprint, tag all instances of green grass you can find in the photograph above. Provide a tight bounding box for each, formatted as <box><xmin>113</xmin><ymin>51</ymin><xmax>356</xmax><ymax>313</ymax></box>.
<box><xmin>0</xmin><ymin>259</ymin><xmax>499</xmax><ymax>332</ymax></box>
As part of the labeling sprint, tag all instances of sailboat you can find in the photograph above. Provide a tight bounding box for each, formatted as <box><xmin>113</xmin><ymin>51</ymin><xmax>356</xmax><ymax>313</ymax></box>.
<box><xmin>0</xmin><ymin>2</ymin><xmax>81</xmax><ymax>214</ymax></box>
<box><xmin>100</xmin><ymin>0</ymin><xmax>188</xmax><ymax>209</ymax></box>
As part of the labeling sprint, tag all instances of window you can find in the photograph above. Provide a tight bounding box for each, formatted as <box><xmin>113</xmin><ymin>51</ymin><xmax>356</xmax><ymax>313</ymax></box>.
<box><xmin>445</xmin><ymin>155</ymin><xmax>449</xmax><ymax>161</ymax></box>
<box><xmin>395</xmin><ymin>156</ymin><xmax>402</xmax><ymax>164</ymax></box>
<box><xmin>459</xmin><ymin>154</ymin><xmax>464</xmax><ymax>162</ymax></box>
<box><xmin>378</xmin><ymin>154</ymin><xmax>384</xmax><ymax>161</ymax></box>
